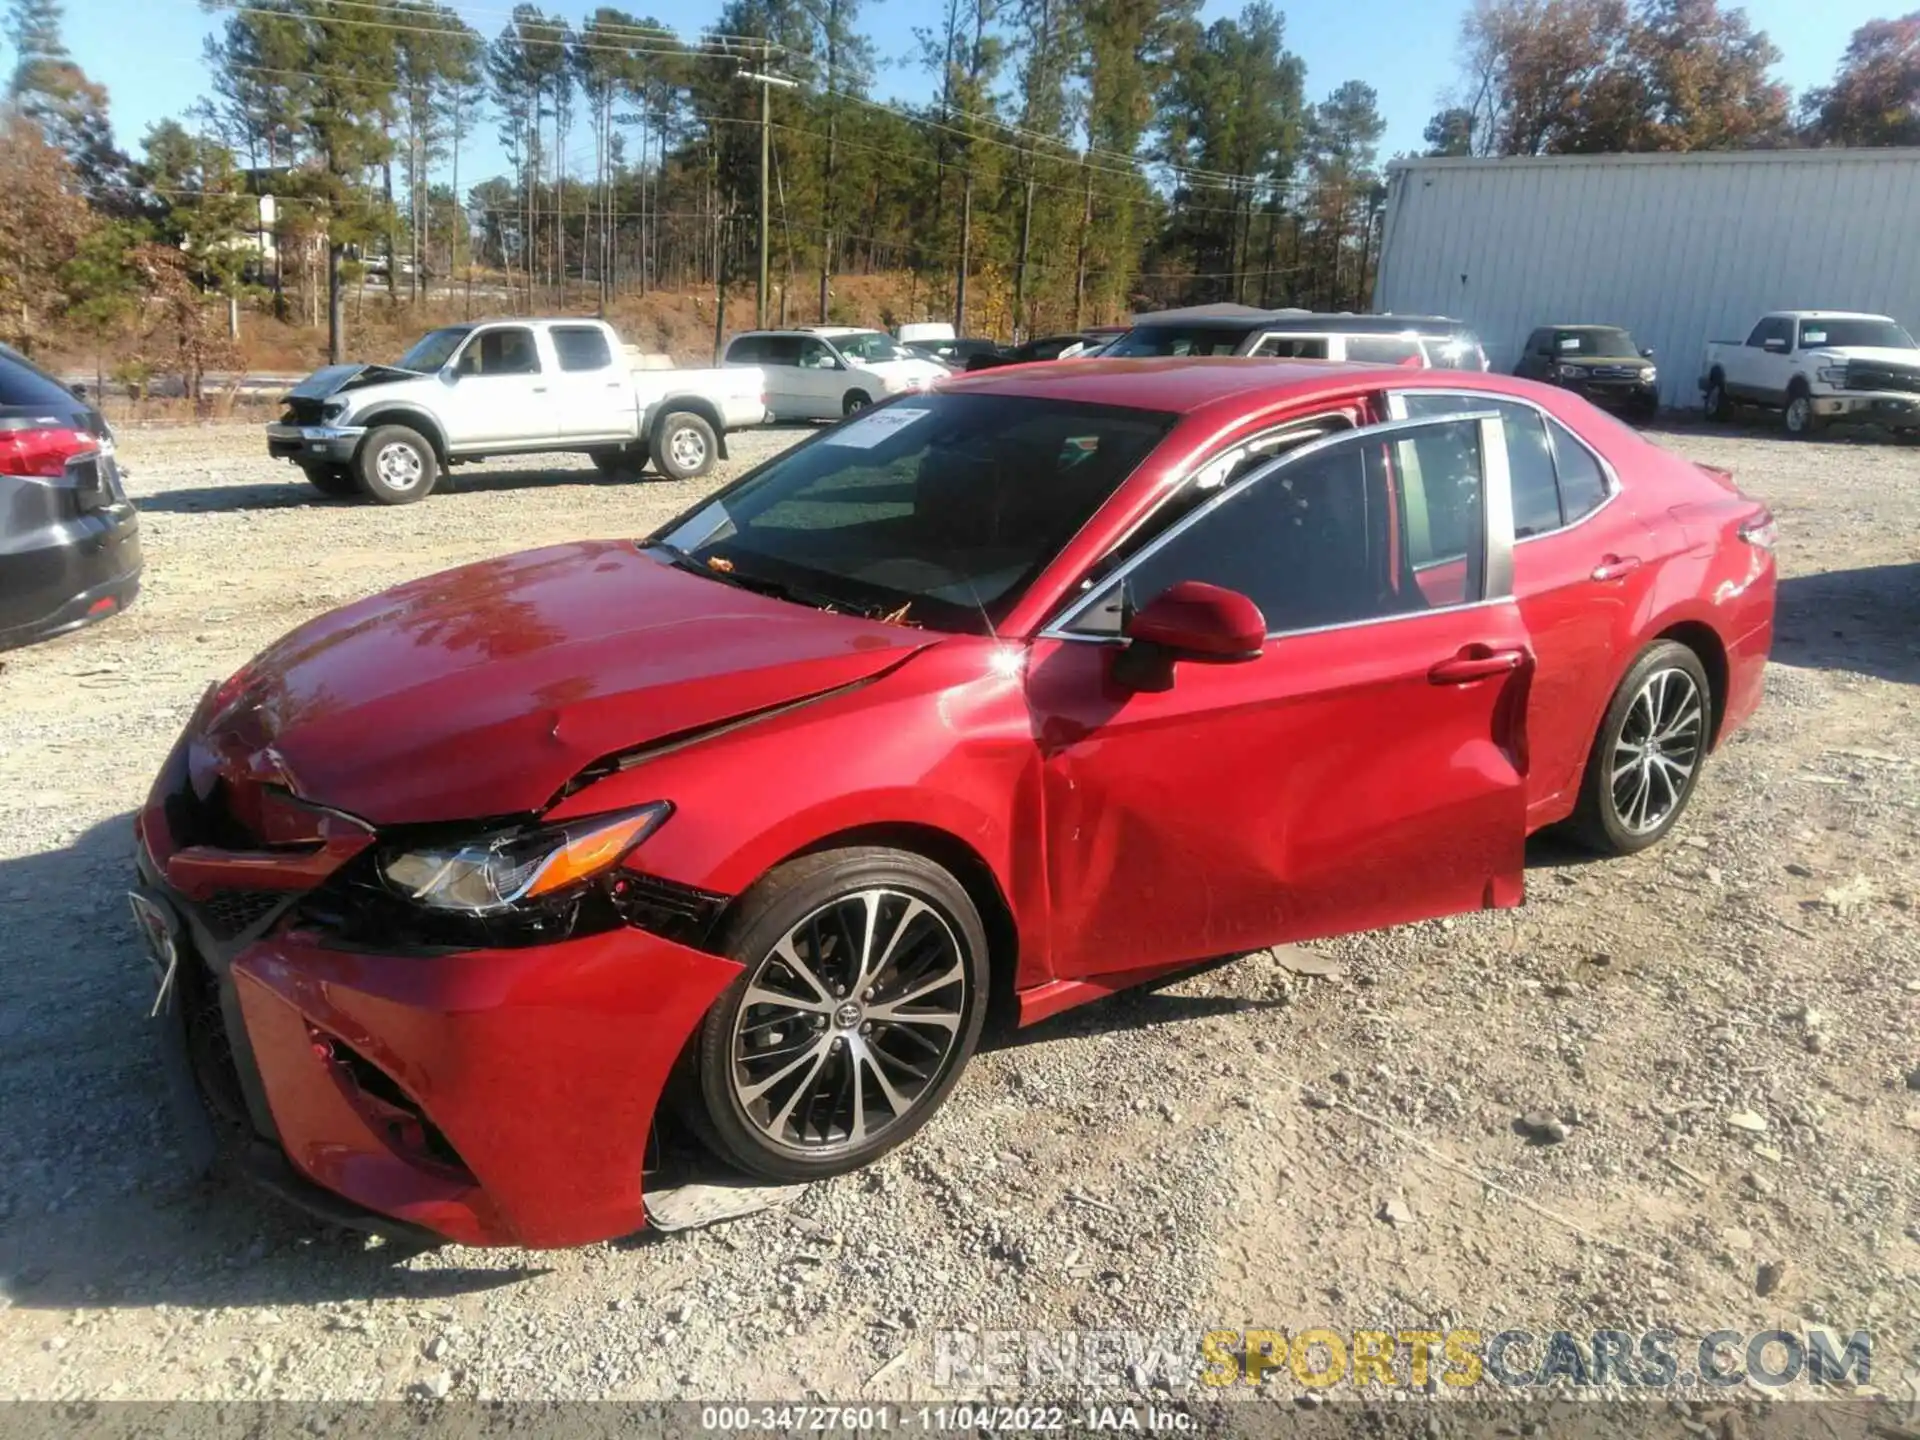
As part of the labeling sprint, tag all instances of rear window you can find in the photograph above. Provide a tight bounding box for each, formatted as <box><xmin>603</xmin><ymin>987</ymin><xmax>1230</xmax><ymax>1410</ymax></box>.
<box><xmin>551</xmin><ymin>326</ymin><xmax>613</xmax><ymax>371</ymax></box>
<box><xmin>726</xmin><ymin>335</ymin><xmax>764</xmax><ymax>363</ymax></box>
<box><xmin>0</xmin><ymin>348</ymin><xmax>83</xmax><ymax>410</ymax></box>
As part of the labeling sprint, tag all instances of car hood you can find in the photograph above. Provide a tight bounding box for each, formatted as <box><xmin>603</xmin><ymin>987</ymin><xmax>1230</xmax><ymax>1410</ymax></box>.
<box><xmin>1556</xmin><ymin>354</ymin><xmax>1649</xmax><ymax>368</ymax></box>
<box><xmin>1805</xmin><ymin>346</ymin><xmax>1920</xmax><ymax>367</ymax></box>
<box><xmin>202</xmin><ymin>542</ymin><xmax>932</xmax><ymax>826</ymax></box>
<box><xmin>286</xmin><ymin>362</ymin><xmax>423</xmax><ymax>400</ymax></box>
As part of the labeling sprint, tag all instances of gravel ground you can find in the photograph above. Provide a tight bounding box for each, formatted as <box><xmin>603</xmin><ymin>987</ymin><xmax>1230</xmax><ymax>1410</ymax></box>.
<box><xmin>0</xmin><ymin>418</ymin><xmax>1915</xmax><ymax>1412</ymax></box>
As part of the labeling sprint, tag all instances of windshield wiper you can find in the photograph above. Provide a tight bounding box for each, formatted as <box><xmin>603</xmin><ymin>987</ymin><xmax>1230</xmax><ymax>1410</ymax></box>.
<box><xmin>648</xmin><ymin>542</ymin><xmax>887</xmax><ymax>618</ymax></box>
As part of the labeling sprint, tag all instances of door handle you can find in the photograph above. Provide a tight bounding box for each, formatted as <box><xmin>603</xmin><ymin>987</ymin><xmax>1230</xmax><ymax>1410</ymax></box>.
<box><xmin>1591</xmin><ymin>554</ymin><xmax>1642</xmax><ymax>581</ymax></box>
<box><xmin>605</xmin><ymin>382</ymin><xmax>625</xmax><ymax>389</ymax></box>
<box><xmin>530</xmin><ymin>385</ymin><xmax>548</xmax><ymax>393</ymax></box>
<box><xmin>1428</xmin><ymin>645</ymin><xmax>1527</xmax><ymax>685</ymax></box>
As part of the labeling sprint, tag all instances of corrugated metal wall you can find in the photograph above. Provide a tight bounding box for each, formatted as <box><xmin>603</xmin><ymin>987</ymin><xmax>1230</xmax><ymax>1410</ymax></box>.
<box><xmin>1371</xmin><ymin>149</ymin><xmax>1920</xmax><ymax>408</ymax></box>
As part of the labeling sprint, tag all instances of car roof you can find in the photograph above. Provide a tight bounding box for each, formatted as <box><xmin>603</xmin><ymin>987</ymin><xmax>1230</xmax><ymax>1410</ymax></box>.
<box><xmin>1544</xmin><ymin>322</ymin><xmax>1632</xmax><ymax>331</ymax></box>
<box><xmin>938</xmin><ymin>355</ymin><xmax>1519</xmax><ymax>416</ymax></box>
<box><xmin>1127</xmin><ymin>309</ymin><xmax>1472</xmax><ymax>337</ymax></box>
<box><xmin>1769</xmin><ymin>310</ymin><xmax>1895</xmax><ymax>322</ymax></box>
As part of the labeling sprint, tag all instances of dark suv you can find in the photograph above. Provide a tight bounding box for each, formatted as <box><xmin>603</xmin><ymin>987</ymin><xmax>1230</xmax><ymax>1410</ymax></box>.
<box><xmin>0</xmin><ymin>346</ymin><xmax>142</xmax><ymax>651</ymax></box>
<box><xmin>1514</xmin><ymin>324</ymin><xmax>1658</xmax><ymax>417</ymax></box>
<box><xmin>1098</xmin><ymin>306</ymin><xmax>1488</xmax><ymax>370</ymax></box>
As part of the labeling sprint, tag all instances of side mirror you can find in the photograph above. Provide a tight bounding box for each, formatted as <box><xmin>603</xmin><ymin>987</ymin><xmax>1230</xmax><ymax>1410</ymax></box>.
<box><xmin>439</xmin><ymin>364</ymin><xmax>460</xmax><ymax>384</ymax></box>
<box><xmin>1640</xmin><ymin>345</ymin><xmax>1655</xmax><ymax>359</ymax></box>
<box><xmin>1113</xmin><ymin>581</ymin><xmax>1266</xmax><ymax>691</ymax></box>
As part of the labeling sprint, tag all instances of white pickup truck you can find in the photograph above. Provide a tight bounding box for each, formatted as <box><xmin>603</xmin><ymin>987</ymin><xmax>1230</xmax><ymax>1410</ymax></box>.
<box><xmin>1699</xmin><ymin>310</ymin><xmax>1920</xmax><ymax>436</ymax></box>
<box><xmin>267</xmin><ymin>317</ymin><xmax>769</xmax><ymax>503</ymax></box>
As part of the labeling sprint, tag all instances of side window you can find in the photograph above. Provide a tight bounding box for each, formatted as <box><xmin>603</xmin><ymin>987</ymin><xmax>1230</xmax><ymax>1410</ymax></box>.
<box><xmin>1748</xmin><ymin>317</ymin><xmax>1790</xmax><ymax>351</ymax></box>
<box><xmin>799</xmin><ymin>339</ymin><xmax>838</xmax><ymax>370</ymax></box>
<box><xmin>551</xmin><ymin>326</ymin><xmax>612</xmax><ymax>372</ymax></box>
<box><xmin>1525</xmin><ymin>329</ymin><xmax>1549</xmax><ymax>357</ymax></box>
<box><xmin>1251</xmin><ymin>334</ymin><xmax>1330</xmax><ymax>359</ymax></box>
<box><xmin>1346</xmin><ymin>335</ymin><xmax>1424</xmax><ymax>366</ymax></box>
<box><xmin>1548</xmin><ymin>418</ymin><xmax>1609</xmax><ymax>522</ymax></box>
<box><xmin>1398</xmin><ymin>392</ymin><xmax>1556</xmax><ymax>539</ymax></box>
<box><xmin>726</xmin><ymin>335</ymin><xmax>762</xmax><ymax>364</ymax></box>
<box><xmin>1080</xmin><ymin>418</ymin><xmax>1485</xmax><ymax>638</ymax></box>
<box><xmin>764</xmin><ymin>336</ymin><xmax>803</xmax><ymax>367</ymax></box>
<box><xmin>1744</xmin><ymin>319</ymin><xmax>1772</xmax><ymax>348</ymax></box>
<box><xmin>458</xmin><ymin>327</ymin><xmax>540</xmax><ymax>377</ymax></box>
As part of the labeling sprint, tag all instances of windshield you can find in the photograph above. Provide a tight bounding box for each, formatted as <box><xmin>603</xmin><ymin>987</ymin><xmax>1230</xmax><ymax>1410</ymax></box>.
<box><xmin>831</xmin><ymin>330</ymin><xmax>912</xmax><ymax>363</ymax></box>
<box><xmin>653</xmin><ymin>393</ymin><xmax>1176</xmax><ymax>633</ymax></box>
<box><xmin>1104</xmin><ymin>326</ymin><xmax>1249</xmax><ymax>358</ymax></box>
<box><xmin>1797</xmin><ymin>318</ymin><xmax>1917</xmax><ymax>350</ymax></box>
<box><xmin>398</xmin><ymin>326</ymin><xmax>472</xmax><ymax>372</ymax></box>
<box><xmin>1555</xmin><ymin>328</ymin><xmax>1640</xmax><ymax>359</ymax></box>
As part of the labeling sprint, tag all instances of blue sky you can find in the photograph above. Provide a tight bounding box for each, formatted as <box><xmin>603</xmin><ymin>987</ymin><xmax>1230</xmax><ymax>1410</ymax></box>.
<box><xmin>55</xmin><ymin>0</ymin><xmax>1889</xmax><ymax>186</ymax></box>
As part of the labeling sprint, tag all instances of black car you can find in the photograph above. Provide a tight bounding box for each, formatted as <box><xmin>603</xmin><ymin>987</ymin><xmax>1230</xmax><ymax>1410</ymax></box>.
<box><xmin>906</xmin><ymin>337</ymin><xmax>1005</xmax><ymax>369</ymax></box>
<box><xmin>1098</xmin><ymin>305</ymin><xmax>1489</xmax><ymax>369</ymax></box>
<box><xmin>1513</xmin><ymin>325</ymin><xmax>1659</xmax><ymax>417</ymax></box>
<box><xmin>0</xmin><ymin>346</ymin><xmax>142</xmax><ymax>652</ymax></box>
<box><xmin>963</xmin><ymin>333</ymin><xmax>1112</xmax><ymax>372</ymax></box>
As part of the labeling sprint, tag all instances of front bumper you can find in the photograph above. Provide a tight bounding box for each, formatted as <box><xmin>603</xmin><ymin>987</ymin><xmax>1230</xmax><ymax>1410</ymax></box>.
<box><xmin>266</xmin><ymin>423</ymin><xmax>366</xmax><ymax>464</ymax></box>
<box><xmin>1811</xmin><ymin>390</ymin><xmax>1920</xmax><ymax>420</ymax></box>
<box><xmin>133</xmin><ymin>758</ymin><xmax>743</xmax><ymax>1248</ymax></box>
<box><xmin>1556</xmin><ymin>377</ymin><xmax>1658</xmax><ymax>411</ymax></box>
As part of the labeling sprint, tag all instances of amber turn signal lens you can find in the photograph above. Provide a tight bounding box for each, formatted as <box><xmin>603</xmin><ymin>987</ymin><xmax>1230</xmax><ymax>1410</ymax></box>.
<box><xmin>523</xmin><ymin>808</ymin><xmax>670</xmax><ymax>900</ymax></box>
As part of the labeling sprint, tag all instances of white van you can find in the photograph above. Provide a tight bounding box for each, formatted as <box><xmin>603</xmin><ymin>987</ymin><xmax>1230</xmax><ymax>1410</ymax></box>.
<box><xmin>723</xmin><ymin>328</ymin><xmax>947</xmax><ymax>421</ymax></box>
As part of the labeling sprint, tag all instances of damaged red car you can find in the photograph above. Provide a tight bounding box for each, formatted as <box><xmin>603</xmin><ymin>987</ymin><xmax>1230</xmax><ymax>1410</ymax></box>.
<box><xmin>131</xmin><ymin>359</ymin><xmax>1776</xmax><ymax>1247</ymax></box>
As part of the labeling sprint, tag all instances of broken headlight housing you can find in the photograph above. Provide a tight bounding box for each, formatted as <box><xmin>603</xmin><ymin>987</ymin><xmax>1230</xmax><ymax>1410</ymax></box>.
<box><xmin>380</xmin><ymin>803</ymin><xmax>672</xmax><ymax>915</ymax></box>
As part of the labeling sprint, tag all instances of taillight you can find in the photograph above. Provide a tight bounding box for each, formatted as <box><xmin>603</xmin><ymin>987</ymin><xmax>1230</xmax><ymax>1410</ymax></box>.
<box><xmin>0</xmin><ymin>422</ymin><xmax>98</xmax><ymax>478</ymax></box>
<box><xmin>1738</xmin><ymin>511</ymin><xmax>1777</xmax><ymax>550</ymax></box>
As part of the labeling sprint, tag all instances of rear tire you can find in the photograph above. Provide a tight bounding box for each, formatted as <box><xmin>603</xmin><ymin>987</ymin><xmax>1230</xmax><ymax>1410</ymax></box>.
<box><xmin>1567</xmin><ymin>640</ymin><xmax>1712</xmax><ymax>856</ymax></box>
<box><xmin>686</xmin><ymin>847</ymin><xmax>989</xmax><ymax>1182</ymax></box>
<box><xmin>299</xmin><ymin>463</ymin><xmax>357</xmax><ymax>498</ymax></box>
<box><xmin>842</xmin><ymin>390</ymin><xmax>872</xmax><ymax>416</ymax></box>
<box><xmin>355</xmin><ymin>425</ymin><xmax>438</xmax><ymax>504</ymax></box>
<box><xmin>654</xmin><ymin>411</ymin><xmax>716</xmax><ymax>480</ymax></box>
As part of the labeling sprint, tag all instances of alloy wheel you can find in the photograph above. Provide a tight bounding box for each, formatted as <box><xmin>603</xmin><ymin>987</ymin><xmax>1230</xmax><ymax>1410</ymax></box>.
<box><xmin>668</xmin><ymin>425</ymin><xmax>707</xmax><ymax>473</ymax></box>
<box><xmin>728</xmin><ymin>889</ymin><xmax>967</xmax><ymax>1155</ymax></box>
<box><xmin>1785</xmin><ymin>396</ymin><xmax>1812</xmax><ymax>434</ymax></box>
<box><xmin>375</xmin><ymin>441</ymin><xmax>424</xmax><ymax>490</ymax></box>
<box><xmin>1609</xmin><ymin>667</ymin><xmax>1704</xmax><ymax>835</ymax></box>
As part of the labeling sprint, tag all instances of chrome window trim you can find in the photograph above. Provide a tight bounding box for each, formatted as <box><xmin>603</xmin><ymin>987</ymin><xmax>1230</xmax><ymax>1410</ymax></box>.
<box><xmin>1041</xmin><ymin>409</ymin><xmax>1515</xmax><ymax>643</ymax></box>
<box><xmin>1383</xmin><ymin>388</ymin><xmax>1622</xmax><ymax>541</ymax></box>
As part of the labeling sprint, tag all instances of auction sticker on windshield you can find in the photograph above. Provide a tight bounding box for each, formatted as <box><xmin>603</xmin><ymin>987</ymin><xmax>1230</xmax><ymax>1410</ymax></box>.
<box><xmin>824</xmin><ymin>407</ymin><xmax>931</xmax><ymax>448</ymax></box>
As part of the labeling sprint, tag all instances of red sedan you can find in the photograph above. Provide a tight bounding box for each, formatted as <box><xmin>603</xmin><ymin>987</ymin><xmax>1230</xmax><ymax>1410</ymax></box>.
<box><xmin>131</xmin><ymin>359</ymin><xmax>1776</xmax><ymax>1247</ymax></box>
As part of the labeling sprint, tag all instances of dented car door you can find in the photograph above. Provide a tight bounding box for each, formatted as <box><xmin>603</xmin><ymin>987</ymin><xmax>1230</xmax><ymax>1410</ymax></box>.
<box><xmin>1025</xmin><ymin>412</ymin><xmax>1534</xmax><ymax>980</ymax></box>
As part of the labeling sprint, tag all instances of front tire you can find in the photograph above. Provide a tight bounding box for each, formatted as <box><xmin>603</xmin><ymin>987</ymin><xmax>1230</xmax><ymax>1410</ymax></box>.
<box><xmin>842</xmin><ymin>390</ymin><xmax>872</xmax><ymax>416</ymax></box>
<box><xmin>299</xmin><ymin>463</ymin><xmax>357</xmax><ymax>497</ymax></box>
<box><xmin>688</xmin><ymin>847</ymin><xmax>990</xmax><ymax>1182</ymax></box>
<box><xmin>1568</xmin><ymin>640</ymin><xmax>1712</xmax><ymax>855</ymax></box>
<box><xmin>654</xmin><ymin>411</ymin><xmax>716</xmax><ymax>480</ymax></box>
<box><xmin>355</xmin><ymin>425</ymin><xmax>438</xmax><ymax>504</ymax></box>
<box><xmin>1783</xmin><ymin>388</ymin><xmax>1822</xmax><ymax>437</ymax></box>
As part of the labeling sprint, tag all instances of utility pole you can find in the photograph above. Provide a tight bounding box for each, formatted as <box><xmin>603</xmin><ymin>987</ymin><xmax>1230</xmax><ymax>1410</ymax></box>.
<box><xmin>739</xmin><ymin>61</ymin><xmax>798</xmax><ymax>329</ymax></box>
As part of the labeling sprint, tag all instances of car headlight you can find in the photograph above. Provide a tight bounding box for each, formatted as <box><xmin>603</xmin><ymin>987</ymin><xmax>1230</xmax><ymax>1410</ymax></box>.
<box><xmin>1816</xmin><ymin>365</ymin><xmax>1848</xmax><ymax>385</ymax></box>
<box><xmin>1556</xmin><ymin>363</ymin><xmax>1584</xmax><ymax>380</ymax></box>
<box><xmin>320</xmin><ymin>399</ymin><xmax>348</xmax><ymax>421</ymax></box>
<box><xmin>1639</xmin><ymin>366</ymin><xmax>1657</xmax><ymax>382</ymax></box>
<box><xmin>380</xmin><ymin>803</ymin><xmax>671</xmax><ymax>914</ymax></box>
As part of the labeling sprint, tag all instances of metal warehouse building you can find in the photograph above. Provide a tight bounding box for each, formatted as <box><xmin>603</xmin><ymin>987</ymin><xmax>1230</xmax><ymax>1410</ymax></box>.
<box><xmin>1371</xmin><ymin>148</ymin><xmax>1920</xmax><ymax>409</ymax></box>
